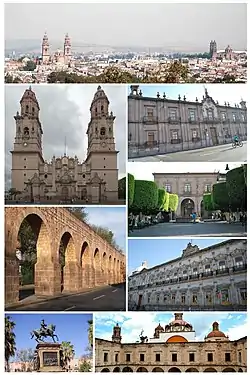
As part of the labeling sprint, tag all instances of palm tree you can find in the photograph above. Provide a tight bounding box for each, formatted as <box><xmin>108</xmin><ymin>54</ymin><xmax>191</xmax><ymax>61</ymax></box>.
<box><xmin>60</xmin><ymin>341</ymin><xmax>75</xmax><ymax>370</ymax></box>
<box><xmin>88</xmin><ymin>320</ymin><xmax>93</xmax><ymax>348</ymax></box>
<box><xmin>5</xmin><ymin>316</ymin><xmax>16</xmax><ymax>371</ymax></box>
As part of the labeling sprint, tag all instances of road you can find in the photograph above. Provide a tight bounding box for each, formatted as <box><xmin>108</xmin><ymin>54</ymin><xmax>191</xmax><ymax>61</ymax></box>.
<box><xmin>7</xmin><ymin>283</ymin><xmax>126</xmax><ymax>312</ymax></box>
<box><xmin>129</xmin><ymin>222</ymin><xmax>247</xmax><ymax>237</ymax></box>
<box><xmin>129</xmin><ymin>142</ymin><xmax>247</xmax><ymax>162</ymax></box>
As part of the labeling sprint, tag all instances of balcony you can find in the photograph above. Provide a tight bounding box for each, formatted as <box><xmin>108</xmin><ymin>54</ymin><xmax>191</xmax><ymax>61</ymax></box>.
<box><xmin>171</xmin><ymin>138</ymin><xmax>182</xmax><ymax>144</ymax></box>
<box><xmin>188</xmin><ymin>118</ymin><xmax>198</xmax><ymax>124</ymax></box>
<box><xmin>142</xmin><ymin>141</ymin><xmax>158</xmax><ymax>148</ymax></box>
<box><xmin>142</xmin><ymin>116</ymin><xmax>158</xmax><ymax>124</ymax></box>
<box><xmin>233</xmin><ymin>264</ymin><xmax>247</xmax><ymax>272</ymax></box>
<box><xmin>216</xmin><ymin>268</ymin><xmax>229</xmax><ymax>275</ymax></box>
<box><xmin>202</xmin><ymin>117</ymin><xmax>220</xmax><ymax>124</ymax></box>
<box><xmin>168</xmin><ymin>117</ymin><xmax>181</xmax><ymax>124</ymax></box>
<box><xmin>189</xmin><ymin>274</ymin><xmax>199</xmax><ymax>280</ymax></box>
<box><xmin>201</xmin><ymin>271</ymin><xmax>214</xmax><ymax>278</ymax></box>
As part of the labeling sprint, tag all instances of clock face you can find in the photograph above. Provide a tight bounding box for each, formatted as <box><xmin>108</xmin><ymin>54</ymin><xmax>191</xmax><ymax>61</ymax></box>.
<box><xmin>23</xmin><ymin>142</ymin><xmax>28</xmax><ymax>147</ymax></box>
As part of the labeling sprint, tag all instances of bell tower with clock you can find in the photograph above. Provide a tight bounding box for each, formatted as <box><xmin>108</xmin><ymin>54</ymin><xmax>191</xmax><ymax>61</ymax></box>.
<box><xmin>11</xmin><ymin>87</ymin><xmax>44</xmax><ymax>193</ymax></box>
<box><xmin>86</xmin><ymin>86</ymin><xmax>118</xmax><ymax>201</ymax></box>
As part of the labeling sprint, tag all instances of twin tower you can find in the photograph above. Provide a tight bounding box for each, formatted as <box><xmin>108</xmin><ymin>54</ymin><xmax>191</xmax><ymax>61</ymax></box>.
<box><xmin>41</xmin><ymin>32</ymin><xmax>72</xmax><ymax>65</ymax></box>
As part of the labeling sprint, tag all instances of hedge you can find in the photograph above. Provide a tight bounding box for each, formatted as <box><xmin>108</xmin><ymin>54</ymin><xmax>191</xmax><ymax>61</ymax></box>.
<box><xmin>128</xmin><ymin>173</ymin><xmax>135</xmax><ymax>207</ymax></box>
<box><xmin>118</xmin><ymin>177</ymin><xmax>126</xmax><ymax>200</ymax></box>
<box><xmin>203</xmin><ymin>193</ymin><xmax>214</xmax><ymax>211</ymax></box>
<box><xmin>131</xmin><ymin>180</ymin><xmax>158</xmax><ymax>214</ymax></box>
<box><xmin>212</xmin><ymin>182</ymin><xmax>229</xmax><ymax>212</ymax></box>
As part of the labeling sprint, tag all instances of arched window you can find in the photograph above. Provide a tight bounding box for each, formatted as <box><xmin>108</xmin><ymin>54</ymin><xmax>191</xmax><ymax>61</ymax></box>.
<box><xmin>25</xmin><ymin>105</ymin><xmax>29</xmax><ymax>113</ymax></box>
<box><xmin>101</xmin><ymin>105</ymin><xmax>104</xmax><ymax>111</ymax></box>
<box><xmin>24</xmin><ymin>127</ymin><xmax>29</xmax><ymax>136</ymax></box>
<box><xmin>100</xmin><ymin>127</ymin><xmax>106</xmax><ymax>136</ymax></box>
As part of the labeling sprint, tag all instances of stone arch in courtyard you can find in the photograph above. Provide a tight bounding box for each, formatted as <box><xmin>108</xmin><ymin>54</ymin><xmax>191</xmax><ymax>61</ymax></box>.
<box><xmin>152</xmin><ymin>368</ymin><xmax>164</xmax><ymax>372</ymax></box>
<box><xmin>222</xmin><ymin>369</ymin><xmax>236</xmax><ymax>372</ymax></box>
<box><xmin>181</xmin><ymin>198</ymin><xmax>195</xmax><ymax>217</ymax></box>
<box><xmin>122</xmin><ymin>367</ymin><xmax>133</xmax><ymax>372</ymax></box>
<box><xmin>5</xmin><ymin>207</ymin><xmax>125</xmax><ymax>306</ymax></box>
<box><xmin>113</xmin><ymin>367</ymin><xmax>120</xmax><ymax>372</ymax></box>
<box><xmin>186</xmin><ymin>369</ymin><xmax>199</xmax><ymax>372</ymax></box>
<box><xmin>101</xmin><ymin>368</ymin><xmax>110</xmax><ymax>372</ymax></box>
<box><xmin>204</xmin><ymin>369</ymin><xmax>217</xmax><ymax>372</ymax></box>
<box><xmin>136</xmin><ymin>367</ymin><xmax>148</xmax><ymax>372</ymax></box>
<box><xmin>169</xmin><ymin>367</ymin><xmax>181</xmax><ymax>372</ymax></box>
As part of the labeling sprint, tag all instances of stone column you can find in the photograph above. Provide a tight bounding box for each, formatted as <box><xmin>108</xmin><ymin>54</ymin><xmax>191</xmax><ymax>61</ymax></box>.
<box><xmin>82</xmin><ymin>263</ymin><xmax>92</xmax><ymax>289</ymax></box>
<box><xmin>63</xmin><ymin>261</ymin><xmax>80</xmax><ymax>293</ymax></box>
<box><xmin>35</xmin><ymin>259</ymin><xmax>61</xmax><ymax>296</ymax></box>
<box><xmin>5</xmin><ymin>255</ymin><xmax>19</xmax><ymax>305</ymax></box>
<box><xmin>88</xmin><ymin>265</ymin><xmax>96</xmax><ymax>288</ymax></box>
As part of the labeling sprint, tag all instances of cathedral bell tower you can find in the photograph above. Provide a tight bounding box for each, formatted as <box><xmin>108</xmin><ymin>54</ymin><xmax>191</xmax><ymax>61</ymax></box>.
<box><xmin>64</xmin><ymin>33</ymin><xmax>72</xmax><ymax>65</ymax></box>
<box><xmin>42</xmin><ymin>32</ymin><xmax>50</xmax><ymax>64</ymax></box>
<box><xmin>86</xmin><ymin>86</ymin><xmax>118</xmax><ymax>201</ymax></box>
<box><xmin>11</xmin><ymin>87</ymin><xmax>44</xmax><ymax>193</ymax></box>
<box><xmin>112</xmin><ymin>323</ymin><xmax>122</xmax><ymax>344</ymax></box>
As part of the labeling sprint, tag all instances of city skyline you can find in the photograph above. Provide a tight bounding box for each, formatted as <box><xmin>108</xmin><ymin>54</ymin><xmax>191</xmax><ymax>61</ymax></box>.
<box><xmin>5</xmin><ymin>85</ymin><xmax>126</xmax><ymax>188</ymax></box>
<box><xmin>128</xmin><ymin>238</ymin><xmax>226</xmax><ymax>275</ymax></box>
<box><xmin>5</xmin><ymin>3</ymin><xmax>247</xmax><ymax>51</ymax></box>
<box><xmin>6</xmin><ymin>313</ymin><xmax>92</xmax><ymax>360</ymax></box>
<box><xmin>95</xmin><ymin>312</ymin><xmax>247</xmax><ymax>344</ymax></box>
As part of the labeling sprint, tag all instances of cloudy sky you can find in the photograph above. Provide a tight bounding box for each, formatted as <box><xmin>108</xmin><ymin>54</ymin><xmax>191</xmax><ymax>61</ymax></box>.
<box><xmin>5</xmin><ymin>3</ymin><xmax>247</xmax><ymax>50</ymax></box>
<box><xmin>95</xmin><ymin>312</ymin><xmax>247</xmax><ymax>343</ymax></box>
<box><xmin>128</xmin><ymin>163</ymin><xmax>242</xmax><ymax>181</ymax></box>
<box><xmin>5</xmin><ymin>85</ymin><xmax>127</xmax><ymax>188</ymax></box>
<box><xmin>85</xmin><ymin>207</ymin><xmax>126</xmax><ymax>251</ymax></box>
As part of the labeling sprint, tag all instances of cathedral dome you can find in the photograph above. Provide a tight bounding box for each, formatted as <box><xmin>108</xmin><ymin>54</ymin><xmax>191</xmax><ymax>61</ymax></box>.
<box><xmin>92</xmin><ymin>86</ymin><xmax>109</xmax><ymax>103</ymax></box>
<box><xmin>206</xmin><ymin>322</ymin><xmax>226</xmax><ymax>338</ymax></box>
<box><xmin>166</xmin><ymin>313</ymin><xmax>193</xmax><ymax>330</ymax></box>
<box><xmin>155</xmin><ymin>323</ymin><xmax>164</xmax><ymax>332</ymax></box>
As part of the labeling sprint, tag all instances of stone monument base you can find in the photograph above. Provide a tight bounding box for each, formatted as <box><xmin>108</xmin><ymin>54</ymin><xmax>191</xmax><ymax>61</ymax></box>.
<box><xmin>36</xmin><ymin>343</ymin><xmax>63</xmax><ymax>372</ymax></box>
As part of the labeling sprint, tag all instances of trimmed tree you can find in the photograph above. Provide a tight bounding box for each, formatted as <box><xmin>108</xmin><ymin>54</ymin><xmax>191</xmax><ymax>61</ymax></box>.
<box><xmin>168</xmin><ymin>194</ymin><xmax>179</xmax><ymax>212</ymax></box>
<box><xmin>118</xmin><ymin>177</ymin><xmax>126</xmax><ymax>200</ymax></box>
<box><xmin>212</xmin><ymin>182</ymin><xmax>229</xmax><ymax>212</ymax></box>
<box><xmin>162</xmin><ymin>192</ymin><xmax>170</xmax><ymax>211</ymax></box>
<box><xmin>226</xmin><ymin>166</ymin><xmax>247</xmax><ymax>211</ymax></box>
<box><xmin>157</xmin><ymin>188</ymin><xmax>166</xmax><ymax>210</ymax></box>
<box><xmin>128</xmin><ymin>173</ymin><xmax>135</xmax><ymax>208</ymax></box>
<box><xmin>131</xmin><ymin>180</ymin><xmax>158</xmax><ymax>214</ymax></box>
<box><xmin>203</xmin><ymin>193</ymin><xmax>214</xmax><ymax>211</ymax></box>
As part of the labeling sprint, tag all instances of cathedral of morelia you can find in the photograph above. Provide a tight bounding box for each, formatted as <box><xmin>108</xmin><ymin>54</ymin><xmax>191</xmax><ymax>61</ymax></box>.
<box><xmin>10</xmin><ymin>85</ymin><xmax>119</xmax><ymax>204</ymax></box>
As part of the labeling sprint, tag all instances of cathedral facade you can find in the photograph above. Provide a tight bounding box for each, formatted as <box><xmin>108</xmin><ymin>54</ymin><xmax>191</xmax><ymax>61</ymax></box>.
<box><xmin>95</xmin><ymin>313</ymin><xmax>247</xmax><ymax>372</ymax></box>
<box><xmin>11</xmin><ymin>86</ymin><xmax>119</xmax><ymax>203</ymax></box>
<box><xmin>41</xmin><ymin>32</ymin><xmax>72</xmax><ymax>65</ymax></box>
<box><xmin>128</xmin><ymin>239</ymin><xmax>247</xmax><ymax>311</ymax></box>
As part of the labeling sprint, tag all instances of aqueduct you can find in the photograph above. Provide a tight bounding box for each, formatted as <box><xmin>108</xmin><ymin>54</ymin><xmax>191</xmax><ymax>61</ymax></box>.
<box><xmin>5</xmin><ymin>207</ymin><xmax>126</xmax><ymax>305</ymax></box>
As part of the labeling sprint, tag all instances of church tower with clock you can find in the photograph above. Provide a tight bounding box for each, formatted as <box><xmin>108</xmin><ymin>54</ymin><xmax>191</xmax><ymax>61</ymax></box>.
<box><xmin>86</xmin><ymin>85</ymin><xmax>118</xmax><ymax>201</ymax></box>
<box><xmin>11</xmin><ymin>87</ymin><xmax>44</xmax><ymax>193</ymax></box>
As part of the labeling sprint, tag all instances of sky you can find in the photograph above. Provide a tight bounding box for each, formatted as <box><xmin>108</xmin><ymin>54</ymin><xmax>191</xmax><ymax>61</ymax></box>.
<box><xmin>85</xmin><ymin>207</ymin><xmax>126</xmax><ymax>251</ymax></box>
<box><xmin>136</xmin><ymin>84</ymin><xmax>248</xmax><ymax>106</ymax></box>
<box><xmin>6</xmin><ymin>313</ymin><xmax>92</xmax><ymax>360</ymax></box>
<box><xmin>5</xmin><ymin>85</ymin><xmax>126</xmax><ymax>188</ymax></box>
<box><xmin>95</xmin><ymin>312</ymin><xmax>247</xmax><ymax>344</ymax></box>
<box><xmin>128</xmin><ymin>238</ymin><xmax>228</xmax><ymax>275</ymax></box>
<box><xmin>4</xmin><ymin>3</ymin><xmax>247</xmax><ymax>50</ymax></box>
<box><xmin>127</xmin><ymin>163</ymin><xmax>242</xmax><ymax>181</ymax></box>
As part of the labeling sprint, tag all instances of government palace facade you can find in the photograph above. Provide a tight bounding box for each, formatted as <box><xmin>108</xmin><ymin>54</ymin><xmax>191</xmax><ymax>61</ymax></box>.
<box><xmin>95</xmin><ymin>313</ymin><xmax>247</xmax><ymax>372</ymax></box>
<box><xmin>10</xmin><ymin>86</ymin><xmax>119</xmax><ymax>203</ymax></box>
<box><xmin>128</xmin><ymin>85</ymin><xmax>247</xmax><ymax>158</ymax></box>
<box><xmin>128</xmin><ymin>240</ymin><xmax>246</xmax><ymax>311</ymax></box>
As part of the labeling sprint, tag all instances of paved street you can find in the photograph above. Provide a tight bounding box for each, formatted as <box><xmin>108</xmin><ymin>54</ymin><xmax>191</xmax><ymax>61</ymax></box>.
<box><xmin>129</xmin><ymin>142</ymin><xmax>247</xmax><ymax>162</ymax></box>
<box><xmin>129</xmin><ymin>222</ymin><xmax>247</xmax><ymax>237</ymax></box>
<box><xmin>7</xmin><ymin>283</ymin><xmax>126</xmax><ymax>312</ymax></box>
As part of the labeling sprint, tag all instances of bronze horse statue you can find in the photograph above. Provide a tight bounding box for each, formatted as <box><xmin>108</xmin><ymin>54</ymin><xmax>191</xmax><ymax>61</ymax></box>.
<box><xmin>30</xmin><ymin>324</ymin><xmax>59</xmax><ymax>343</ymax></box>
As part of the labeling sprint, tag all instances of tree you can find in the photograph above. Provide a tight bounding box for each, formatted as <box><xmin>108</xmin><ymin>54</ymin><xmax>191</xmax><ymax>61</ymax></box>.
<box><xmin>118</xmin><ymin>177</ymin><xmax>126</xmax><ymax>200</ymax></box>
<box><xmin>18</xmin><ymin>219</ymin><xmax>37</xmax><ymax>285</ymax></box>
<box><xmin>212</xmin><ymin>182</ymin><xmax>229</xmax><ymax>212</ymax></box>
<box><xmin>79</xmin><ymin>360</ymin><xmax>91</xmax><ymax>372</ymax></box>
<box><xmin>60</xmin><ymin>341</ymin><xmax>75</xmax><ymax>370</ymax></box>
<box><xmin>226</xmin><ymin>166</ymin><xmax>247</xmax><ymax>211</ymax></box>
<box><xmin>91</xmin><ymin>225</ymin><xmax>115</xmax><ymax>245</ymax></box>
<box><xmin>8</xmin><ymin>187</ymin><xmax>22</xmax><ymax>200</ymax></box>
<box><xmin>5</xmin><ymin>316</ymin><xmax>16</xmax><ymax>372</ymax></box>
<box><xmin>157</xmin><ymin>188</ymin><xmax>166</xmax><ymax>210</ymax></box>
<box><xmin>88</xmin><ymin>320</ymin><xmax>93</xmax><ymax>348</ymax></box>
<box><xmin>23</xmin><ymin>60</ymin><xmax>36</xmax><ymax>71</ymax></box>
<box><xmin>168</xmin><ymin>194</ymin><xmax>179</xmax><ymax>212</ymax></box>
<box><xmin>16</xmin><ymin>348</ymin><xmax>34</xmax><ymax>371</ymax></box>
<box><xmin>203</xmin><ymin>193</ymin><xmax>214</xmax><ymax>211</ymax></box>
<box><xmin>128</xmin><ymin>173</ymin><xmax>135</xmax><ymax>207</ymax></box>
<box><xmin>131</xmin><ymin>180</ymin><xmax>159</xmax><ymax>214</ymax></box>
<box><xmin>67</xmin><ymin>207</ymin><xmax>88</xmax><ymax>222</ymax></box>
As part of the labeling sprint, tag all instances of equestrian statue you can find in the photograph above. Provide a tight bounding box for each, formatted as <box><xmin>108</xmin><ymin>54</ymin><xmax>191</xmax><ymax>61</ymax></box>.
<box><xmin>30</xmin><ymin>319</ymin><xmax>59</xmax><ymax>343</ymax></box>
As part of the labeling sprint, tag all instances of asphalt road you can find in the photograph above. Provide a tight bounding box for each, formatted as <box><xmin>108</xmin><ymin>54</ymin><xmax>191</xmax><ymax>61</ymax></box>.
<box><xmin>129</xmin><ymin>222</ymin><xmax>247</xmax><ymax>237</ymax></box>
<box><xmin>8</xmin><ymin>283</ymin><xmax>126</xmax><ymax>312</ymax></box>
<box><xmin>129</xmin><ymin>142</ymin><xmax>247</xmax><ymax>162</ymax></box>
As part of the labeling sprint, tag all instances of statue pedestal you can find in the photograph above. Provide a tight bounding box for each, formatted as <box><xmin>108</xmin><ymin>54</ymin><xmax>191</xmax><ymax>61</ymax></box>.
<box><xmin>36</xmin><ymin>343</ymin><xmax>63</xmax><ymax>372</ymax></box>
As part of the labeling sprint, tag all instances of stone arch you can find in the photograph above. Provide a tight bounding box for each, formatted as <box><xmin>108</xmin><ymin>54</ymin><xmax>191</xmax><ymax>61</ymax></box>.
<box><xmin>113</xmin><ymin>367</ymin><xmax>121</xmax><ymax>372</ymax></box>
<box><xmin>238</xmin><ymin>369</ymin><xmax>243</xmax><ymax>372</ymax></box>
<box><xmin>186</xmin><ymin>369</ymin><xmax>199</xmax><ymax>372</ymax></box>
<box><xmin>101</xmin><ymin>369</ymin><xmax>110</xmax><ymax>372</ymax></box>
<box><xmin>181</xmin><ymin>198</ymin><xmax>195</xmax><ymax>217</ymax></box>
<box><xmin>222</xmin><ymin>369</ymin><xmax>236</xmax><ymax>373</ymax></box>
<box><xmin>102</xmin><ymin>252</ymin><xmax>108</xmax><ymax>284</ymax></box>
<box><xmin>5</xmin><ymin>208</ymin><xmax>55</xmax><ymax>305</ymax></box>
<box><xmin>80</xmin><ymin>241</ymin><xmax>91</xmax><ymax>288</ymax></box>
<box><xmin>204</xmin><ymin>369</ymin><xmax>217</xmax><ymax>373</ymax></box>
<box><xmin>137</xmin><ymin>367</ymin><xmax>148</xmax><ymax>372</ymax></box>
<box><xmin>168</xmin><ymin>368</ymin><xmax>181</xmax><ymax>372</ymax></box>
<box><xmin>122</xmin><ymin>367</ymin><xmax>133</xmax><ymax>372</ymax></box>
<box><xmin>94</xmin><ymin>248</ymin><xmax>101</xmax><ymax>286</ymax></box>
<box><xmin>59</xmin><ymin>232</ymin><xmax>78</xmax><ymax>292</ymax></box>
<box><xmin>152</xmin><ymin>368</ymin><xmax>164</xmax><ymax>372</ymax></box>
<box><xmin>113</xmin><ymin>257</ymin><xmax>117</xmax><ymax>284</ymax></box>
